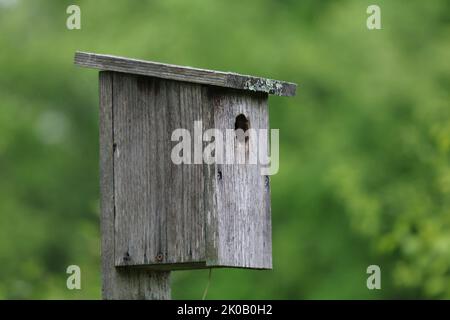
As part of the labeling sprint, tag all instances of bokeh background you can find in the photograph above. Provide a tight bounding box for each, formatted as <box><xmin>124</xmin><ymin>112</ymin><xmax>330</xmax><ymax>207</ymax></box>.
<box><xmin>0</xmin><ymin>0</ymin><xmax>449</xmax><ymax>299</ymax></box>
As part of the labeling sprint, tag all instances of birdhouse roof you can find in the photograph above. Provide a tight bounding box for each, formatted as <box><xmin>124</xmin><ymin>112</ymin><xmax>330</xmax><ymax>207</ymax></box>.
<box><xmin>74</xmin><ymin>51</ymin><xmax>297</xmax><ymax>97</ymax></box>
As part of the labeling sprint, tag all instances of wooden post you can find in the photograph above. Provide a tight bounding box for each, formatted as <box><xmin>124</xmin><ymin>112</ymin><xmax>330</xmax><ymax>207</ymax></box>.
<box><xmin>75</xmin><ymin>52</ymin><xmax>296</xmax><ymax>299</ymax></box>
<box><xmin>99</xmin><ymin>71</ymin><xmax>170</xmax><ymax>299</ymax></box>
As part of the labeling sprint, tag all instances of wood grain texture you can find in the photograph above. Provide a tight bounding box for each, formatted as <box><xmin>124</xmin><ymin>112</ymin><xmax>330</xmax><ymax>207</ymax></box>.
<box><xmin>110</xmin><ymin>72</ymin><xmax>271</xmax><ymax>270</ymax></box>
<box><xmin>75</xmin><ymin>51</ymin><xmax>297</xmax><ymax>97</ymax></box>
<box><xmin>99</xmin><ymin>71</ymin><xmax>171</xmax><ymax>299</ymax></box>
<box><xmin>113</xmin><ymin>73</ymin><xmax>212</xmax><ymax>269</ymax></box>
<box><xmin>210</xmin><ymin>88</ymin><xmax>272</xmax><ymax>269</ymax></box>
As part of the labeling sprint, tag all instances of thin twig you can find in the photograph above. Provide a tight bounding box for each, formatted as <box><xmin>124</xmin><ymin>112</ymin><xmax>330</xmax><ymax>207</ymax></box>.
<box><xmin>202</xmin><ymin>268</ymin><xmax>212</xmax><ymax>300</ymax></box>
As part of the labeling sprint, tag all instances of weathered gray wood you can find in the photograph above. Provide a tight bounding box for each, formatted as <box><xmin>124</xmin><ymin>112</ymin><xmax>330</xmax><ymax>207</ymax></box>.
<box><xmin>111</xmin><ymin>72</ymin><xmax>271</xmax><ymax>270</ymax></box>
<box><xmin>211</xmin><ymin>88</ymin><xmax>272</xmax><ymax>269</ymax></box>
<box><xmin>99</xmin><ymin>71</ymin><xmax>171</xmax><ymax>299</ymax></box>
<box><xmin>113</xmin><ymin>73</ymin><xmax>212</xmax><ymax>269</ymax></box>
<box><xmin>75</xmin><ymin>51</ymin><xmax>297</xmax><ymax>97</ymax></box>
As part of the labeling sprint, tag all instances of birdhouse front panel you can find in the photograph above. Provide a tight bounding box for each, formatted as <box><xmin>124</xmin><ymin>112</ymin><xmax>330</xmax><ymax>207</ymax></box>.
<box><xmin>206</xmin><ymin>87</ymin><xmax>272</xmax><ymax>269</ymax></box>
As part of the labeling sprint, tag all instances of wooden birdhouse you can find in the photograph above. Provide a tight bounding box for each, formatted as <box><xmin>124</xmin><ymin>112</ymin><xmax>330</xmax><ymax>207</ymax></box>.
<box><xmin>75</xmin><ymin>52</ymin><xmax>296</xmax><ymax>272</ymax></box>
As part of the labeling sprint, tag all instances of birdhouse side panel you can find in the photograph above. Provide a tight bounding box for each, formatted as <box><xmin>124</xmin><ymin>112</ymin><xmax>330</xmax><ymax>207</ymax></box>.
<box><xmin>112</xmin><ymin>73</ymin><xmax>212</xmax><ymax>268</ymax></box>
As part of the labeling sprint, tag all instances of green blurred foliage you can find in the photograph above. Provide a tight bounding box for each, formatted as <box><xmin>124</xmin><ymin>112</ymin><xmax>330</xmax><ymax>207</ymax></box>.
<box><xmin>0</xmin><ymin>0</ymin><xmax>448</xmax><ymax>299</ymax></box>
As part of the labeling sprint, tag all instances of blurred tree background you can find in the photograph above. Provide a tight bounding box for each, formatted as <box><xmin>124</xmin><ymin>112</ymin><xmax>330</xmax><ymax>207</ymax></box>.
<box><xmin>0</xmin><ymin>0</ymin><xmax>449</xmax><ymax>299</ymax></box>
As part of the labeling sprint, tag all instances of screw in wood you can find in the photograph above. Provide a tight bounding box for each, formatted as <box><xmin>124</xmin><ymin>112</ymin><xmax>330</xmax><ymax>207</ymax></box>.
<box><xmin>123</xmin><ymin>251</ymin><xmax>131</xmax><ymax>262</ymax></box>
